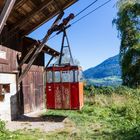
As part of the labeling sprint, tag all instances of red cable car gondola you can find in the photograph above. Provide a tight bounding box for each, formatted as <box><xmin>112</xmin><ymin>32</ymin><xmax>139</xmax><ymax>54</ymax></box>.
<box><xmin>46</xmin><ymin>14</ymin><xmax>83</xmax><ymax>110</ymax></box>
<box><xmin>46</xmin><ymin>64</ymin><xmax>83</xmax><ymax>110</ymax></box>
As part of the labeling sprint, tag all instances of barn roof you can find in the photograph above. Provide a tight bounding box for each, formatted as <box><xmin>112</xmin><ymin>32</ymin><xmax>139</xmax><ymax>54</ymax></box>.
<box><xmin>0</xmin><ymin>0</ymin><xmax>77</xmax><ymax>36</ymax></box>
<box><xmin>23</xmin><ymin>37</ymin><xmax>60</xmax><ymax>57</ymax></box>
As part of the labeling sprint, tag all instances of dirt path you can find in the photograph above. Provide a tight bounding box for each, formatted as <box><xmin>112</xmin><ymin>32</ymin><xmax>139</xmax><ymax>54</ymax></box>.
<box><xmin>6</xmin><ymin>110</ymin><xmax>66</xmax><ymax>132</ymax></box>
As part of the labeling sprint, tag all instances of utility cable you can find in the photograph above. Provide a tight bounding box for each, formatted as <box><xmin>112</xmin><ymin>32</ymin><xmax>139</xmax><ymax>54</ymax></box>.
<box><xmin>75</xmin><ymin>0</ymin><xmax>98</xmax><ymax>17</ymax></box>
<box><xmin>48</xmin><ymin>0</ymin><xmax>112</xmax><ymax>41</ymax></box>
<box><xmin>1</xmin><ymin>0</ymin><xmax>99</xmax><ymax>44</ymax></box>
<box><xmin>2</xmin><ymin>0</ymin><xmax>112</xmax><ymax>44</ymax></box>
<box><xmin>71</xmin><ymin>0</ymin><xmax>112</xmax><ymax>26</ymax></box>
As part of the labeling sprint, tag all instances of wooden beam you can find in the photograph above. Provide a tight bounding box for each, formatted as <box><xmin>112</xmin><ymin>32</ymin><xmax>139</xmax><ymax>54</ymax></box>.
<box><xmin>18</xmin><ymin>42</ymin><xmax>60</xmax><ymax>69</ymax></box>
<box><xmin>14</xmin><ymin>0</ymin><xmax>28</xmax><ymax>8</ymax></box>
<box><xmin>9</xmin><ymin>0</ymin><xmax>54</xmax><ymax>34</ymax></box>
<box><xmin>18</xmin><ymin>12</ymin><xmax>64</xmax><ymax>84</ymax></box>
<box><xmin>24</xmin><ymin>0</ymin><xmax>78</xmax><ymax>35</ymax></box>
<box><xmin>9</xmin><ymin>0</ymin><xmax>78</xmax><ymax>36</ymax></box>
<box><xmin>43</xmin><ymin>45</ymin><xmax>60</xmax><ymax>57</ymax></box>
<box><xmin>18</xmin><ymin>44</ymin><xmax>37</xmax><ymax>68</ymax></box>
<box><xmin>0</xmin><ymin>0</ymin><xmax>16</xmax><ymax>34</ymax></box>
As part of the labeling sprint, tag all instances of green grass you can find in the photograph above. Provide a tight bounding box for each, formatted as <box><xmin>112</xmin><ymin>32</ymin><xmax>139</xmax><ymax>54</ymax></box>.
<box><xmin>0</xmin><ymin>86</ymin><xmax>140</xmax><ymax>140</ymax></box>
<box><xmin>44</xmin><ymin>90</ymin><xmax>140</xmax><ymax>140</ymax></box>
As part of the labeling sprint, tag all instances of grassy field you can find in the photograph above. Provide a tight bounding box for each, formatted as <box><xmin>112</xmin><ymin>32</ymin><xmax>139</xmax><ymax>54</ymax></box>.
<box><xmin>0</xmin><ymin>86</ymin><xmax>140</xmax><ymax>140</ymax></box>
<box><xmin>86</xmin><ymin>76</ymin><xmax>122</xmax><ymax>86</ymax></box>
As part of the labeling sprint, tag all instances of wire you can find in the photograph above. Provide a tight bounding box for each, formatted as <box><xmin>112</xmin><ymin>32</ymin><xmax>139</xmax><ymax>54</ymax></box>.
<box><xmin>75</xmin><ymin>0</ymin><xmax>98</xmax><ymax>17</ymax></box>
<box><xmin>48</xmin><ymin>0</ymin><xmax>112</xmax><ymax>41</ymax></box>
<box><xmin>71</xmin><ymin>0</ymin><xmax>112</xmax><ymax>26</ymax></box>
<box><xmin>43</xmin><ymin>0</ymin><xmax>99</xmax><ymax>42</ymax></box>
<box><xmin>1</xmin><ymin>0</ymin><xmax>110</xmax><ymax>44</ymax></box>
<box><xmin>17</xmin><ymin>0</ymin><xmax>100</xmax><ymax>43</ymax></box>
<box><xmin>48</xmin><ymin>34</ymin><xmax>57</xmax><ymax>41</ymax></box>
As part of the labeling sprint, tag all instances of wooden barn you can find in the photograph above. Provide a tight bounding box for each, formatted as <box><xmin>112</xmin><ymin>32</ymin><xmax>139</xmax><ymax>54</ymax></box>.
<box><xmin>0</xmin><ymin>0</ymin><xmax>77</xmax><ymax>120</ymax></box>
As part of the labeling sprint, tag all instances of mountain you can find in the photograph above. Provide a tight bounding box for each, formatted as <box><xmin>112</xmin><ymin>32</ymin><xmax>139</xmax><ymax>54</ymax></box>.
<box><xmin>83</xmin><ymin>55</ymin><xmax>122</xmax><ymax>86</ymax></box>
<box><xmin>84</xmin><ymin>55</ymin><xmax>121</xmax><ymax>79</ymax></box>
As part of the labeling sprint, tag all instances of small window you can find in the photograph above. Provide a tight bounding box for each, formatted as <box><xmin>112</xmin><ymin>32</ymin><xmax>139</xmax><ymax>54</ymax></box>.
<box><xmin>78</xmin><ymin>70</ymin><xmax>83</xmax><ymax>82</ymax></box>
<box><xmin>0</xmin><ymin>84</ymin><xmax>10</xmax><ymax>95</ymax></box>
<box><xmin>47</xmin><ymin>71</ymin><xmax>53</xmax><ymax>83</ymax></box>
<box><xmin>74</xmin><ymin>70</ymin><xmax>78</xmax><ymax>82</ymax></box>
<box><xmin>62</xmin><ymin>71</ymin><xmax>70</xmax><ymax>82</ymax></box>
<box><xmin>54</xmin><ymin>71</ymin><xmax>61</xmax><ymax>83</ymax></box>
<box><xmin>74</xmin><ymin>70</ymin><xmax>83</xmax><ymax>82</ymax></box>
<box><xmin>70</xmin><ymin>71</ymin><xmax>74</xmax><ymax>82</ymax></box>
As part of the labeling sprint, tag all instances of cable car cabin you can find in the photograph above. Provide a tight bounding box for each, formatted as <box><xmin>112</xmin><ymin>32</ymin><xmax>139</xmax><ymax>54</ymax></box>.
<box><xmin>46</xmin><ymin>65</ymin><xmax>83</xmax><ymax>110</ymax></box>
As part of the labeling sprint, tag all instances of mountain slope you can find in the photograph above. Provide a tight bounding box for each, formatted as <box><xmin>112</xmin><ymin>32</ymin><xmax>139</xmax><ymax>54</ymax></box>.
<box><xmin>84</xmin><ymin>55</ymin><xmax>121</xmax><ymax>79</ymax></box>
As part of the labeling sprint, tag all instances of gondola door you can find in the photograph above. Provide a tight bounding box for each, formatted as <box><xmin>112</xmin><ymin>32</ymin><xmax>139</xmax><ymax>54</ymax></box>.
<box><xmin>54</xmin><ymin>71</ymin><xmax>62</xmax><ymax>109</ymax></box>
<box><xmin>54</xmin><ymin>70</ymin><xmax>71</xmax><ymax>109</ymax></box>
<box><xmin>61</xmin><ymin>70</ymin><xmax>71</xmax><ymax>109</ymax></box>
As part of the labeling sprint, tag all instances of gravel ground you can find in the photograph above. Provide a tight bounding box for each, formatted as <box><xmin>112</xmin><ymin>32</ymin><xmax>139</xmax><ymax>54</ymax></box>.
<box><xmin>6</xmin><ymin>110</ymin><xmax>65</xmax><ymax>132</ymax></box>
<box><xmin>6</xmin><ymin>121</ymin><xmax>64</xmax><ymax>132</ymax></box>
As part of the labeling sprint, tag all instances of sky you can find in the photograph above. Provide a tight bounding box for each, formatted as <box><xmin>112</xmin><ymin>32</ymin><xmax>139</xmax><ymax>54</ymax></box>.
<box><xmin>29</xmin><ymin>0</ymin><xmax>120</xmax><ymax>70</ymax></box>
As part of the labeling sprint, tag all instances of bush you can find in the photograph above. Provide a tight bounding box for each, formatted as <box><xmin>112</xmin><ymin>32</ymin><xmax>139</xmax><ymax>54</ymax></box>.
<box><xmin>85</xmin><ymin>85</ymin><xmax>140</xmax><ymax>96</ymax></box>
<box><xmin>0</xmin><ymin>120</ymin><xmax>19</xmax><ymax>140</ymax></box>
<box><xmin>0</xmin><ymin>120</ymin><xmax>5</xmax><ymax>133</ymax></box>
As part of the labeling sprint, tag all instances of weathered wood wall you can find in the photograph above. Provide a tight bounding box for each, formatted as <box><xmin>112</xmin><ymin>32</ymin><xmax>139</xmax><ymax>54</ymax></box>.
<box><xmin>0</xmin><ymin>26</ymin><xmax>20</xmax><ymax>73</ymax></box>
<box><xmin>20</xmin><ymin>37</ymin><xmax>45</xmax><ymax>113</ymax></box>
<box><xmin>0</xmin><ymin>45</ymin><xmax>18</xmax><ymax>72</ymax></box>
<box><xmin>22</xmin><ymin>65</ymin><xmax>44</xmax><ymax>113</ymax></box>
<box><xmin>0</xmin><ymin>29</ymin><xmax>45</xmax><ymax>114</ymax></box>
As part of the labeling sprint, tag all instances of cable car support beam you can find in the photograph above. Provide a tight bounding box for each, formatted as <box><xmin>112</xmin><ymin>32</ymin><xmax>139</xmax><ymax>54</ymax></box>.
<box><xmin>18</xmin><ymin>12</ymin><xmax>75</xmax><ymax>84</ymax></box>
<box><xmin>45</xmin><ymin>56</ymin><xmax>54</xmax><ymax>70</ymax></box>
<box><xmin>58</xmin><ymin>29</ymin><xmax>74</xmax><ymax>65</ymax></box>
<box><xmin>18</xmin><ymin>12</ymin><xmax>64</xmax><ymax>84</ymax></box>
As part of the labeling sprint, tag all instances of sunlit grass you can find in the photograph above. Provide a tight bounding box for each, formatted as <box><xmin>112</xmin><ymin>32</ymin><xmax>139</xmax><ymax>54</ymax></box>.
<box><xmin>0</xmin><ymin>86</ymin><xmax>140</xmax><ymax>140</ymax></box>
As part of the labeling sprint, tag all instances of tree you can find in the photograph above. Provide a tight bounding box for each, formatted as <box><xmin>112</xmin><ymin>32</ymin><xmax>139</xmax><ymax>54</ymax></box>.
<box><xmin>114</xmin><ymin>0</ymin><xmax>140</xmax><ymax>87</ymax></box>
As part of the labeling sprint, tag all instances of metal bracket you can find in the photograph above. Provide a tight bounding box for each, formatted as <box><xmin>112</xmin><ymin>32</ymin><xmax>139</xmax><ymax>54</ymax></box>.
<box><xmin>59</xmin><ymin>29</ymin><xmax>74</xmax><ymax>65</ymax></box>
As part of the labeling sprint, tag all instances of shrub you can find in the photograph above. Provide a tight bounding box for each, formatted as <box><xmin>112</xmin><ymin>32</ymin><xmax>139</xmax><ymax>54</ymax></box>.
<box><xmin>0</xmin><ymin>120</ymin><xmax>19</xmax><ymax>140</ymax></box>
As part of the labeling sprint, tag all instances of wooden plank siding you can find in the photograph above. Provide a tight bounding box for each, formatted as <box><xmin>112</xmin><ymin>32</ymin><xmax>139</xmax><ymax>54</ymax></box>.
<box><xmin>0</xmin><ymin>36</ymin><xmax>45</xmax><ymax>114</ymax></box>
<box><xmin>19</xmin><ymin>38</ymin><xmax>45</xmax><ymax>114</ymax></box>
<box><xmin>0</xmin><ymin>45</ymin><xmax>18</xmax><ymax>73</ymax></box>
<box><xmin>22</xmin><ymin>65</ymin><xmax>44</xmax><ymax>113</ymax></box>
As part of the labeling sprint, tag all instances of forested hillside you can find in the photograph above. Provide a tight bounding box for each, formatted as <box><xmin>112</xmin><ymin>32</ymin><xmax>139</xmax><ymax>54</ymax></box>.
<box><xmin>84</xmin><ymin>55</ymin><xmax>122</xmax><ymax>86</ymax></box>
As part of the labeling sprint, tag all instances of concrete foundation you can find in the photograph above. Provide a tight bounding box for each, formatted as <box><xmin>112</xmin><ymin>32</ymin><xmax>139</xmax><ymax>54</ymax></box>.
<box><xmin>0</xmin><ymin>73</ymin><xmax>18</xmax><ymax>121</ymax></box>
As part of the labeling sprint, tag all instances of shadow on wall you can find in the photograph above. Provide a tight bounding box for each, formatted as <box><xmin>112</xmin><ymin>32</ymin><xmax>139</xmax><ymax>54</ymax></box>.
<box><xmin>10</xmin><ymin>93</ymin><xmax>19</xmax><ymax>121</ymax></box>
<box><xmin>10</xmin><ymin>85</ymin><xmax>25</xmax><ymax>121</ymax></box>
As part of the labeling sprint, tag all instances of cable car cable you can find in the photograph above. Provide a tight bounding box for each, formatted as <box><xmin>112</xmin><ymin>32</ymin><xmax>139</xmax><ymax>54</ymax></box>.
<box><xmin>75</xmin><ymin>0</ymin><xmax>98</xmax><ymax>17</ymax></box>
<box><xmin>48</xmin><ymin>0</ymin><xmax>112</xmax><ymax>41</ymax></box>
<box><xmin>1</xmin><ymin>0</ymin><xmax>108</xmax><ymax>44</ymax></box>
<box><xmin>71</xmin><ymin>0</ymin><xmax>112</xmax><ymax>26</ymax></box>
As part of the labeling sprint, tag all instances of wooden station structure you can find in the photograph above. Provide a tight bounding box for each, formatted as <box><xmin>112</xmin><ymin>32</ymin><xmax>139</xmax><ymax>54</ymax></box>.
<box><xmin>0</xmin><ymin>0</ymin><xmax>77</xmax><ymax>120</ymax></box>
